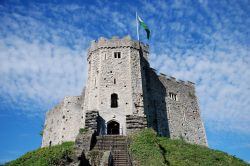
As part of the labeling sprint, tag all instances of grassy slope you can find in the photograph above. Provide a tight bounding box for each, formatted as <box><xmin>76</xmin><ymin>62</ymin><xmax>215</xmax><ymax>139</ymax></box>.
<box><xmin>5</xmin><ymin>130</ymin><xmax>249</xmax><ymax>166</ymax></box>
<box><xmin>129</xmin><ymin>129</ymin><xmax>249</xmax><ymax>166</ymax></box>
<box><xmin>4</xmin><ymin>142</ymin><xmax>74</xmax><ymax>166</ymax></box>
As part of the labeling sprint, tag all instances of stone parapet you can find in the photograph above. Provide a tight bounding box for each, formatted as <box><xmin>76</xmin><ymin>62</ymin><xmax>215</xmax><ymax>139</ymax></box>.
<box><xmin>159</xmin><ymin>73</ymin><xmax>195</xmax><ymax>88</ymax></box>
<box><xmin>87</xmin><ymin>36</ymin><xmax>149</xmax><ymax>60</ymax></box>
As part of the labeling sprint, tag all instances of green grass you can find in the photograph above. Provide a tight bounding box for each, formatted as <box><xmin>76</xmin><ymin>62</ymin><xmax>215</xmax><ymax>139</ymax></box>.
<box><xmin>129</xmin><ymin>128</ymin><xmax>249</xmax><ymax>166</ymax></box>
<box><xmin>5</xmin><ymin>142</ymin><xmax>74</xmax><ymax>166</ymax></box>
<box><xmin>5</xmin><ymin>130</ymin><xmax>249</xmax><ymax>166</ymax></box>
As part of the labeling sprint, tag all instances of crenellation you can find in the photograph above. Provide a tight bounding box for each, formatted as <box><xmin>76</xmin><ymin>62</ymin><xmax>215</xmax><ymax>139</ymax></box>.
<box><xmin>177</xmin><ymin>80</ymin><xmax>185</xmax><ymax>84</ymax></box>
<box><xmin>159</xmin><ymin>73</ymin><xmax>166</xmax><ymax>76</ymax></box>
<box><xmin>42</xmin><ymin>36</ymin><xmax>207</xmax><ymax>148</ymax></box>
<box><xmin>158</xmin><ymin>75</ymin><xmax>207</xmax><ymax>146</ymax></box>
<box><xmin>187</xmin><ymin>81</ymin><xmax>195</xmax><ymax>86</ymax></box>
<box><xmin>88</xmin><ymin>36</ymin><xmax>149</xmax><ymax>55</ymax></box>
<box><xmin>169</xmin><ymin>76</ymin><xmax>176</xmax><ymax>81</ymax></box>
<box><xmin>158</xmin><ymin>74</ymin><xmax>196</xmax><ymax>88</ymax></box>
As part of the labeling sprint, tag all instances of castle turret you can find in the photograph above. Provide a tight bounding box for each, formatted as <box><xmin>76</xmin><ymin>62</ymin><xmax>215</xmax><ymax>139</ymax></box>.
<box><xmin>83</xmin><ymin>36</ymin><xmax>149</xmax><ymax>135</ymax></box>
<box><xmin>42</xmin><ymin>36</ymin><xmax>207</xmax><ymax>147</ymax></box>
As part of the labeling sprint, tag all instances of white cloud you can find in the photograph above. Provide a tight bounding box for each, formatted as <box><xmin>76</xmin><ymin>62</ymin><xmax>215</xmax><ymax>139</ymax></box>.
<box><xmin>0</xmin><ymin>36</ymin><xmax>87</xmax><ymax>116</ymax></box>
<box><xmin>0</xmin><ymin>0</ymin><xmax>249</xmax><ymax>137</ymax></box>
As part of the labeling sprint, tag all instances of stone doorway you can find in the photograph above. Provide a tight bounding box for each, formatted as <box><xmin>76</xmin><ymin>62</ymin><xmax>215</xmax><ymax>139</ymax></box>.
<box><xmin>107</xmin><ymin>120</ymin><xmax>120</xmax><ymax>135</ymax></box>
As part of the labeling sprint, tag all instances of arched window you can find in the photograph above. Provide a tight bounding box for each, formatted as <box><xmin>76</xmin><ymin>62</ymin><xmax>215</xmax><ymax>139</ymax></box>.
<box><xmin>111</xmin><ymin>93</ymin><xmax>118</xmax><ymax>108</ymax></box>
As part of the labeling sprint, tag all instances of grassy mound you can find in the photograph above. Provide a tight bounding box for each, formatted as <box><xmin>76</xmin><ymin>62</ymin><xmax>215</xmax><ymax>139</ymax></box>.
<box><xmin>5</xmin><ymin>142</ymin><xmax>74</xmax><ymax>166</ymax></box>
<box><xmin>5</xmin><ymin>130</ymin><xmax>249</xmax><ymax>166</ymax></box>
<box><xmin>129</xmin><ymin>129</ymin><xmax>249</xmax><ymax>166</ymax></box>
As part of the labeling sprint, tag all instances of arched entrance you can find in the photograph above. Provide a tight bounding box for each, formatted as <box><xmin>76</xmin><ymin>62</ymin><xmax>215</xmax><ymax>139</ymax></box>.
<box><xmin>107</xmin><ymin>120</ymin><xmax>120</xmax><ymax>135</ymax></box>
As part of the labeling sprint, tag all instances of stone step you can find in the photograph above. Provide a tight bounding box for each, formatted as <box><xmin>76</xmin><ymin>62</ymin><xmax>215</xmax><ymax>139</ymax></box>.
<box><xmin>113</xmin><ymin>155</ymin><xmax>128</xmax><ymax>157</ymax></box>
<box><xmin>114</xmin><ymin>162</ymin><xmax>129</xmax><ymax>164</ymax></box>
<box><xmin>96</xmin><ymin>142</ymin><xmax>126</xmax><ymax>145</ymax></box>
<box><xmin>95</xmin><ymin>145</ymin><xmax>127</xmax><ymax>148</ymax></box>
<box><xmin>113</xmin><ymin>154</ymin><xmax>128</xmax><ymax>157</ymax></box>
<box><xmin>96</xmin><ymin>141</ymin><xmax>127</xmax><ymax>144</ymax></box>
<box><xmin>93</xmin><ymin>135</ymin><xmax>131</xmax><ymax>165</ymax></box>
<box><xmin>94</xmin><ymin>147</ymin><xmax>127</xmax><ymax>150</ymax></box>
<box><xmin>114</xmin><ymin>164</ymin><xmax>129</xmax><ymax>166</ymax></box>
<box><xmin>113</xmin><ymin>158</ymin><xmax>128</xmax><ymax>160</ymax></box>
<box><xmin>114</xmin><ymin>162</ymin><xmax>129</xmax><ymax>165</ymax></box>
<box><xmin>113</xmin><ymin>158</ymin><xmax>128</xmax><ymax>161</ymax></box>
<box><xmin>113</xmin><ymin>156</ymin><xmax>128</xmax><ymax>158</ymax></box>
<box><xmin>96</xmin><ymin>141</ymin><xmax>126</xmax><ymax>144</ymax></box>
<box><xmin>114</xmin><ymin>161</ymin><xmax>130</xmax><ymax>164</ymax></box>
<box><xmin>113</xmin><ymin>154</ymin><xmax>128</xmax><ymax>156</ymax></box>
<box><xmin>113</xmin><ymin>162</ymin><xmax>130</xmax><ymax>166</ymax></box>
<box><xmin>96</xmin><ymin>137</ymin><xmax>127</xmax><ymax>141</ymax></box>
<box><xmin>97</xmin><ymin>135</ymin><xmax>127</xmax><ymax>138</ymax></box>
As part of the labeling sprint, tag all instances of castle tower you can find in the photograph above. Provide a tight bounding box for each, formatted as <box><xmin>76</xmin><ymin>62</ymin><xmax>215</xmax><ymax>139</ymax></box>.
<box><xmin>42</xmin><ymin>36</ymin><xmax>207</xmax><ymax>147</ymax></box>
<box><xmin>82</xmin><ymin>36</ymin><xmax>148</xmax><ymax>135</ymax></box>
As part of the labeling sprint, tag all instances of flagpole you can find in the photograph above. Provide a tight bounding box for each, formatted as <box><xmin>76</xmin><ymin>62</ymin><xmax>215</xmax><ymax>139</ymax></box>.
<box><xmin>136</xmin><ymin>11</ymin><xmax>139</xmax><ymax>41</ymax></box>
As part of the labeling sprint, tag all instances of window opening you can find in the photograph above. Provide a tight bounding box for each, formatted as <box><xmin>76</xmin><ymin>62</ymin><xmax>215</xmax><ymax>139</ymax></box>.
<box><xmin>114</xmin><ymin>52</ymin><xmax>121</xmax><ymax>58</ymax></box>
<box><xmin>111</xmin><ymin>93</ymin><xmax>118</xmax><ymax>108</ymax></box>
<box><xmin>169</xmin><ymin>92</ymin><xmax>177</xmax><ymax>101</ymax></box>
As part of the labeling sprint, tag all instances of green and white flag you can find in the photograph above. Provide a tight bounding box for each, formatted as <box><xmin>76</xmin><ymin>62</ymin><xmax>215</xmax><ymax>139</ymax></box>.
<box><xmin>137</xmin><ymin>14</ymin><xmax>150</xmax><ymax>40</ymax></box>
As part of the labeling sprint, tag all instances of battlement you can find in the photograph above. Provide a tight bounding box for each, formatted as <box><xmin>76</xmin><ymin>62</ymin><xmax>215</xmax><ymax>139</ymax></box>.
<box><xmin>42</xmin><ymin>36</ymin><xmax>207</xmax><ymax>148</ymax></box>
<box><xmin>158</xmin><ymin>73</ymin><xmax>195</xmax><ymax>87</ymax></box>
<box><xmin>88</xmin><ymin>36</ymin><xmax>149</xmax><ymax>55</ymax></box>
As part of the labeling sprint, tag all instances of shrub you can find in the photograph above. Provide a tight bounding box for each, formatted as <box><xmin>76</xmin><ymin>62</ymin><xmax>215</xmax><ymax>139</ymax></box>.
<box><xmin>79</xmin><ymin>128</ymin><xmax>88</xmax><ymax>134</ymax></box>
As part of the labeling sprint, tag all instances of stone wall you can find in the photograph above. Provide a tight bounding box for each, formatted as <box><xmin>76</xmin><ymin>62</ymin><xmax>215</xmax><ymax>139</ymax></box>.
<box><xmin>42</xmin><ymin>36</ymin><xmax>207</xmax><ymax>147</ymax></box>
<box><xmin>42</xmin><ymin>96</ymin><xmax>84</xmax><ymax>147</ymax></box>
<box><xmin>82</xmin><ymin>36</ymin><xmax>149</xmax><ymax>136</ymax></box>
<box><xmin>144</xmin><ymin>67</ymin><xmax>170</xmax><ymax>137</ymax></box>
<box><xmin>126</xmin><ymin>115</ymin><xmax>147</xmax><ymax>135</ymax></box>
<box><xmin>142</xmin><ymin>65</ymin><xmax>207</xmax><ymax>146</ymax></box>
<box><xmin>158</xmin><ymin>74</ymin><xmax>207</xmax><ymax>146</ymax></box>
<box><xmin>85</xmin><ymin>111</ymin><xmax>99</xmax><ymax>131</ymax></box>
<box><xmin>42</xmin><ymin>101</ymin><xmax>63</xmax><ymax>147</ymax></box>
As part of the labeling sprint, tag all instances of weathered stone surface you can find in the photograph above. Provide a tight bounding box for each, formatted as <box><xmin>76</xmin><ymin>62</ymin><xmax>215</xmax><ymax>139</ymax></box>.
<box><xmin>42</xmin><ymin>96</ymin><xmax>84</xmax><ymax>147</ymax></box>
<box><xmin>42</xmin><ymin>36</ymin><xmax>207</xmax><ymax>148</ymax></box>
<box><xmin>126</xmin><ymin>115</ymin><xmax>147</xmax><ymax>135</ymax></box>
<box><xmin>69</xmin><ymin>130</ymin><xmax>96</xmax><ymax>166</ymax></box>
<box><xmin>85</xmin><ymin>111</ymin><xmax>99</xmax><ymax>131</ymax></box>
<box><xmin>159</xmin><ymin>75</ymin><xmax>207</xmax><ymax>145</ymax></box>
<box><xmin>99</xmin><ymin>151</ymin><xmax>111</xmax><ymax>166</ymax></box>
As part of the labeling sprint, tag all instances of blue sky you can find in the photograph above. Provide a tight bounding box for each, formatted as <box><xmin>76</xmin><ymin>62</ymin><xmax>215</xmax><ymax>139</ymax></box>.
<box><xmin>0</xmin><ymin>0</ymin><xmax>250</xmax><ymax>164</ymax></box>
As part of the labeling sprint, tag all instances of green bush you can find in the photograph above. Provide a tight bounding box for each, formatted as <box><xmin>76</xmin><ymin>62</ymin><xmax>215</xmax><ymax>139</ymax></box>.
<box><xmin>79</xmin><ymin>128</ymin><xmax>88</xmax><ymax>134</ymax></box>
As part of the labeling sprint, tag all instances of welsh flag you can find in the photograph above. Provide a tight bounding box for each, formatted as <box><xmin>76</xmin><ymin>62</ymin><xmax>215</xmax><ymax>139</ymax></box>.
<box><xmin>137</xmin><ymin>15</ymin><xmax>150</xmax><ymax>40</ymax></box>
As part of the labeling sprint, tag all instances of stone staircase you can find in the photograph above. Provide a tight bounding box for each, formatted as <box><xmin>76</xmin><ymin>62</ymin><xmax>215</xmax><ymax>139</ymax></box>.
<box><xmin>94</xmin><ymin>135</ymin><xmax>132</xmax><ymax>166</ymax></box>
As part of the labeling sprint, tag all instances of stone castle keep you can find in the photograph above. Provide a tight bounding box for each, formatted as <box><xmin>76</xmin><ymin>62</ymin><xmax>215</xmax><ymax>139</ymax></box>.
<box><xmin>42</xmin><ymin>36</ymin><xmax>207</xmax><ymax>147</ymax></box>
